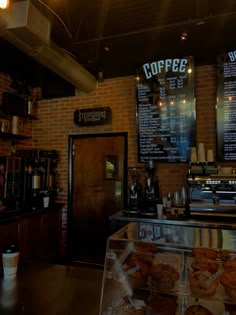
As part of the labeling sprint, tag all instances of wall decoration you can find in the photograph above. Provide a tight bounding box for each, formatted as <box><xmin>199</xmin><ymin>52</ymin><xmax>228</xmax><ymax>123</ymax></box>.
<box><xmin>217</xmin><ymin>50</ymin><xmax>236</xmax><ymax>161</ymax></box>
<box><xmin>136</xmin><ymin>56</ymin><xmax>196</xmax><ymax>163</ymax></box>
<box><xmin>74</xmin><ymin>107</ymin><xmax>112</xmax><ymax>126</ymax></box>
<box><xmin>105</xmin><ymin>155</ymin><xmax>119</xmax><ymax>179</ymax></box>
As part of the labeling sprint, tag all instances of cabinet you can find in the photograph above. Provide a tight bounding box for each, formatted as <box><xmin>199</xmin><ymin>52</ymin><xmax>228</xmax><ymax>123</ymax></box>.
<box><xmin>0</xmin><ymin>209</ymin><xmax>60</xmax><ymax>276</ymax></box>
<box><xmin>100</xmin><ymin>216</ymin><xmax>236</xmax><ymax>315</ymax></box>
<box><xmin>27</xmin><ymin>210</ymin><xmax>59</xmax><ymax>261</ymax></box>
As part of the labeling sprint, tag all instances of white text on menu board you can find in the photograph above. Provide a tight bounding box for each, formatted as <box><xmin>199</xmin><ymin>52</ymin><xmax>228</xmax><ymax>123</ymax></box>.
<box><xmin>142</xmin><ymin>58</ymin><xmax>189</xmax><ymax>79</ymax></box>
<box><xmin>228</xmin><ymin>50</ymin><xmax>236</xmax><ymax>62</ymax></box>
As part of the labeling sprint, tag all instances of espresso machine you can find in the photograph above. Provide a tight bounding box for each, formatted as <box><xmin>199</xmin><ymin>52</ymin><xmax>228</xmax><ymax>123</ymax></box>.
<box><xmin>140</xmin><ymin>160</ymin><xmax>160</xmax><ymax>216</ymax></box>
<box><xmin>187</xmin><ymin>163</ymin><xmax>236</xmax><ymax>218</ymax></box>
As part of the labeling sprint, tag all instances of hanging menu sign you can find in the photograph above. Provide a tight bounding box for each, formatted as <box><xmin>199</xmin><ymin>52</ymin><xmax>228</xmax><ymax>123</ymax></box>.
<box><xmin>136</xmin><ymin>56</ymin><xmax>195</xmax><ymax>163</ymax></box>
<box><xmin>217</xmin><ymin>50</ymin><xmax>236</xmax><ymax>161</ymax></box>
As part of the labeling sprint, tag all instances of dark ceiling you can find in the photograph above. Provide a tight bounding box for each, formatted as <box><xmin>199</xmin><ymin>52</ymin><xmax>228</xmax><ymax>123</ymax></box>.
<box><xmin>1</xmin><ymin>0</ymin><xmax>236</xmax><ymax>95</ymax></box>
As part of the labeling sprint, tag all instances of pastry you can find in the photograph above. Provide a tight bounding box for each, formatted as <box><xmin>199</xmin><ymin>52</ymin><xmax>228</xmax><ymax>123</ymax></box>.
<box><xmin>146</xmin><ymin>294</ymin><xmax>177</xmax><ymax>315</ymax></box>
<box><xmin>220</xmin><ymin>271</ymin><xmax>236</xmax><ymax>299</ymax></box>
<box><xmin>150</xmin><ymin>264</ymin><xmax>179</xmax><ymax>291</ymax></box>
<box><xmin>189</xmin><ymin>270</ymin><xmax>219</xmax><ymax>297</ymax></box>
<box><xmin>219</xmin><ymin>250</ymin><xmax>236</xmax><ymax>262</ymax></box>
<box><xmin>191</xmin><ymin>258</ymin><xmax>219</xmax><ymax>274</ymax></box>
<box><xmin>224</xmin><ymin>258</ymin><xmax>236</xmax><ymax>272</ymax></box>
<box><xmin>134</xmin><ymin>241</ymin><xmax>157</xmax><ymax>253</ymax></box>
<box><xmin>192</xmin><ymin>248</ymin><xmax>217</xmax><ymax>260</ymax></box>
<box><xmin>184</xmin><ymin>305</ymin><xmax>213</xmax><ymax>315</ymax></box>
<box><xmin>124</xmin><ymin>253</ymin><xmax>153</xmax><ymax>288</ymax></box>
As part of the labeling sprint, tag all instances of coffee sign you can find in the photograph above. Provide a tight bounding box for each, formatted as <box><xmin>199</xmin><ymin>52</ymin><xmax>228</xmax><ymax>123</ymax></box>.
<box><xmin>74</xmin><ymin>107</ymin><xmax>112</xmax><ymax>126</ymax></box>
<box><xmin>136</xmin><ymin>56</ymin><xmax>196</xmax><ymax>163</ymax></box>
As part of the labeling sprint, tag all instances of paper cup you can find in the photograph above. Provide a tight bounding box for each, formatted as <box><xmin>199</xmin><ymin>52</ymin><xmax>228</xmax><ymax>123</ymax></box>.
<box><xmin>43</xmin><ymin>196</ymin><xmax>50</xmax><ymax>208</ymax></box>
<box><xmin>190</xmin><ymin>147</ymin><xmax>197</xmax><ymax>162</ymax></box>
<box><xmin>0</xmin><ymin>277</ymin><xmax>18</xmax><ymax>308</ymax></box>
<box><xmin>2</xmin><ymin>245</ymin><xmax>20</xmax><ymax>278</ymax></box>
<box><xmin>207</xmin><ymin>149</ymin><xmax>214</xmax><ymax>162</ymax></box>
<box><xmin>156</xmin><ymin>204</ymin><xmax>163</xmax><ymax>219</ymax></box>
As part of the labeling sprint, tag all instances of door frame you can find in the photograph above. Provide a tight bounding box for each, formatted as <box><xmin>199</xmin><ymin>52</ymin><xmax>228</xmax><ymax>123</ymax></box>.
<box><xmin>67</xmin><ymin>132</ymin><xmax>128</xmax><ymax>261</ymax></box>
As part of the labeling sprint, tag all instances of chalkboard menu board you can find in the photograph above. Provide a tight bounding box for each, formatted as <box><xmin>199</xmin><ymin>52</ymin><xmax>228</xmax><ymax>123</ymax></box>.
<box><xmin>217</xmin><ymin>50</ymin><xmax>236</xmax><ymax>161</ymax></box>
<box><xmin>136</xmin><ymin>56</ymin><xmax>196</xmax><ymax>163</ymax></box>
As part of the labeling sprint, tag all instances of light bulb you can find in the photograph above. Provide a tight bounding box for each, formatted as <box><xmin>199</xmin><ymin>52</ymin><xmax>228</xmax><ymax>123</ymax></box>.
<box><xmin>0</xmin><ymin>0</ymin><xmax>9</xmax><ymax>9</ymax></box>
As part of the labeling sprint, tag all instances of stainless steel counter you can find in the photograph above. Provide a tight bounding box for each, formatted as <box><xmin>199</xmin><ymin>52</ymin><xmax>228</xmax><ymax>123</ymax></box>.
<box><xmin>109</xmin><ymin>211</ymin><xmax>236</xmax><ymax>251</ymax></box>
<box><xmin>110</xmin><ymin>210</ymin><xmax>236</xmax><ymax>230</ymax></box>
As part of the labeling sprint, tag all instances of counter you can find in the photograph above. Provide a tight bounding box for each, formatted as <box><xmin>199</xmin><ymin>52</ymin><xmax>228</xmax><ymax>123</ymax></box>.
<box><xmin>0</xmin><ymin>205</ymin><xmax>62</xmax><ymax>271</ymax></box>
<box><xmin>0</xmin><ymin>203</ymin><xmax>63</xmax><ymax>225</ymax></box>
<box><xmin>110</xmin><ymin>210</ymin><xmax>236</xmax><ymax>230</ymax></box>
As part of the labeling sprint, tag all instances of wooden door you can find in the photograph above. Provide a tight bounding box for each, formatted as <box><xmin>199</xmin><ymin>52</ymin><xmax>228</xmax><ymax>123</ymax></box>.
<box><xmin>69</xmin><ymin>133</ymin><xmax>127</xmax><ymax>265</ymax></box>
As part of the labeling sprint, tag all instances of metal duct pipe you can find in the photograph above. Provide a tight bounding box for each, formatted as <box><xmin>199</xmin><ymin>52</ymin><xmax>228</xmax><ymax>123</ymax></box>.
<box><xmin>0</xmin><ymin>0</ymin><xmax>96</xmax><ymax>93</ymax></box>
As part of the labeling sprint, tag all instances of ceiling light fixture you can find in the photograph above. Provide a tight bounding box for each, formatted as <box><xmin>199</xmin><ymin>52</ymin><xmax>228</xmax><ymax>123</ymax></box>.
<box><xmin>104</xmin><ymin>45</ymin><xmax>110</xmax><ymax>52</ymax></box>
<box><xmin>0</xmin><ymin>0</ymin><xmax>9</xmax><ymax>9</ymax></box>
<box><xmin>180</xmin><ymin>32</ymin><xmax>188</xmax><ymax>40</ymax></box>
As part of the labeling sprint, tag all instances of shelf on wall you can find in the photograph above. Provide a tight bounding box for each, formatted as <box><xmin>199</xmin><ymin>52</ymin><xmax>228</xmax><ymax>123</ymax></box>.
<box><xmin>0</xmin><ymin>132</ymin><xmax>30</xmax><ymax>140</ymax></box>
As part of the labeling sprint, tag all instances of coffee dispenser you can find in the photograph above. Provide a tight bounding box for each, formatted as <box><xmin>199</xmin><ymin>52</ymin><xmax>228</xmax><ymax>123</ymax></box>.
<box><xmin>127</xmin><ymin>168</ymin><xmax>143</xmax><ymax>213</ymax></box>
<box><xmin>140</xmin><ymin>160</ymin><xmax>160</xmax><ymax>216</ymax></box>
<box><xmin>22</xmin><ymin>154</ymin><xmax>59</xmax><ymax>210</ymax></box>
<box><xmin>0</xmin><ymin>156</ymin><xmax>23</xmax><ymax>210</ymax></box>
<box><xmin>0</xmin><ymin>150</ymin><xmax>59</xmax><ymax>211</ymax></box>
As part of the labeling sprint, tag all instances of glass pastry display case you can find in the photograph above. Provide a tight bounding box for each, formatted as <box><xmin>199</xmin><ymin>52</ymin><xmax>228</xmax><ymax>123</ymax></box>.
<box><xmin>99</xmin><ymin>215</ymin><xmax>236</xmax><ymax>315</ymax></box>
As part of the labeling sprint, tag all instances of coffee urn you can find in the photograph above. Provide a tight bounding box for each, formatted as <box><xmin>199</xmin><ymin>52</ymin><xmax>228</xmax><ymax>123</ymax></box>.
<box><xmin>31</xmin><ymin>166</ymin><xmax>42</xmax><ymax>210</ymax></box>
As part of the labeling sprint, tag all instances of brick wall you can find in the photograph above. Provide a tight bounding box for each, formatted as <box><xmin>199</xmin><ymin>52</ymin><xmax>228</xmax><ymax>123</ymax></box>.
<box><xmin>0</xmin><ymin>64</ymin><xmax>235</xmax><ymax>205</ymax></box>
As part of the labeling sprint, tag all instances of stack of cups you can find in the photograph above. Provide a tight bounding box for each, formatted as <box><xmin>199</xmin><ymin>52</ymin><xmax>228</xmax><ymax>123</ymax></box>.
<box><xmin>207</xmin><ymin>149</ymin><xmax>214</xmax><ymax>162</ymax></box>
<box><xmin>190</xmin><ymin>147</ymin><xmax>197</xmax><ymax>162</ymax></box>
<box><xmin>198</xmin><ymin>143</ymin><xmax>205</xmax><ymax>162</ymax></box>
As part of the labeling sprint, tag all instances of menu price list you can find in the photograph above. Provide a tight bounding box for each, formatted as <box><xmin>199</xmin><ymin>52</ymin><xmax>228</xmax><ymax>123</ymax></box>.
<box><xmin>136</xmin><ymin>58</ymin><xmax>195</xmax><ymax>163</ymax></box>
<box><xmin>217</xmin><ymin>51</ymin><xmax>236</xmax><ymax>161</ymax></box>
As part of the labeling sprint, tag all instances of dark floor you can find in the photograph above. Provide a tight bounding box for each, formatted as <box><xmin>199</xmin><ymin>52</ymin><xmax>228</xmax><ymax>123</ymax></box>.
<box><xmin>0</xmin><ymin>263</ymin><xmax>104</xmax><ymax>315</ymax></box>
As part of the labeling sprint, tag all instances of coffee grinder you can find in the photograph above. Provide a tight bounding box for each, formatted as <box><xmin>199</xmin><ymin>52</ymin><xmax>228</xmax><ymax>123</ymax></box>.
<box><xmin>140</xmin><ymin>160</ymin><xmax>160</xmax><ymax>216</ymax></box>
<box><xmin>127</xmin><ymin>168</ymin><xmax>143</xmax><ymax>213</ymax></box>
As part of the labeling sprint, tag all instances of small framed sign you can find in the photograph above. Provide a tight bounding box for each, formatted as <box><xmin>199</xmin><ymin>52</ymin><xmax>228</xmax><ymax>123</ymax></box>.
<box><xmin>74</xmin><ymin>107</ymin><xmax>112</xmax><ymax>126</ymax></box>
<box><xmin>104</xmin><ymin>155</ymin><xmax>119</xmax><ymax>179</ymax></box>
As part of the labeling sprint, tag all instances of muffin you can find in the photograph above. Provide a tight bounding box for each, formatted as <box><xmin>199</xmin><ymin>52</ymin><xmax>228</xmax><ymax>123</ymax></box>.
<box><xmin>189</xmin><ymin>270</ymin><xmax>219</xmax><ymax>297</ymax></box>
<box><xmin>219</xmin><ymin>250</ymin><xmax>236</xmax><ymax>262</ymax></box>
<box><xmin>224</xmin><ymin>258</ymin><xmax>236</xmax><ymax>272</ymax></box>
<box><xmin>150</xmin><ymin>264</ymin><xmax>179</xmax><ymax>291</ymax></box>
<box><xmin>146</xmin><ymin>294</ymin><xmax>177</xmax><ymax>315</ymax></box>
<box><xmin>191</xmin><ymin>258</ymin><xmax>219</xmax><ymax>274</ymax></box>
<box><xmin>192</xmin><ymin>248</ymin><xmax>217</xmax><ymax>260</ymax></box>
<box><xmin>134</xmin><ymin>241</ymin><xmax>157</xmax><ymax>253</ymax></box>
<box><xmin>220</xmin><ymin>271</ymin><xmax>236</xmax><ymax>299</ymax></box>
<box><xmin>184</xmin><ymin>305</ymin><xmax>213</xmax><ymax>315</ymax></box>
<box><xmin>124</xmin><ymin>253</ymin><xmax>153</xmax><ymax>288</ymax></box>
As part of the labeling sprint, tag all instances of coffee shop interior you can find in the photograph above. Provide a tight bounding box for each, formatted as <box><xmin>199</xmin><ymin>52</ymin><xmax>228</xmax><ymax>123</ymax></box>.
<box><xmin>1</xmin><ymin>0</ymin><xmax>236</xmax><ymax>314</ymax></box>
